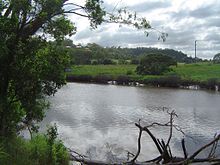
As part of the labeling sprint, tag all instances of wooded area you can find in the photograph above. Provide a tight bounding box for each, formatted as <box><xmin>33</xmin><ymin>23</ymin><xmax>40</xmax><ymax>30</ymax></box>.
<box><xmin>61</xmin><ymin>41</ymin><xmax>199</xmax><ymax>65</ymax></box>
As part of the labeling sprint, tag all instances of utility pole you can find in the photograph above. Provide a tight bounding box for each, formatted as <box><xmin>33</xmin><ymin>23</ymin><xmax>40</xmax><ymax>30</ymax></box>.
<box><xmin>195</xmin><ymin>40</ymin><xmax>197</xmax><ymax>63</ymax></box>
<box><xmin>194</xmin><ymin>40</ymin><xmax>204</xmax><ymax>62</ymax></box>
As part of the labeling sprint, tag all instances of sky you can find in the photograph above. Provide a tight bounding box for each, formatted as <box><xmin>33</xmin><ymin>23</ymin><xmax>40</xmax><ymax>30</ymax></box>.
<box><xmin>67</xmin><ymin>0</ymin><xmax>220</xmax><ymax>59</ymax></box>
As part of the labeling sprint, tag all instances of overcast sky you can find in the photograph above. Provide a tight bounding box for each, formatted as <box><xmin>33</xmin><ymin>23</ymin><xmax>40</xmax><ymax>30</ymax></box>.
<box><xmin>67</xmin><ymin>0</ymin><xmax>220</xmax><ymax>59</ymax></box>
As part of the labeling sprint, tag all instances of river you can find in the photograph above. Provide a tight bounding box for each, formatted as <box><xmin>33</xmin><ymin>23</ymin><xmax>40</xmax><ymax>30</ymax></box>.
<box><xmin>39</xmin><ymin>83</ymin><xmax>220</xmax><ymax>162</ymax></box>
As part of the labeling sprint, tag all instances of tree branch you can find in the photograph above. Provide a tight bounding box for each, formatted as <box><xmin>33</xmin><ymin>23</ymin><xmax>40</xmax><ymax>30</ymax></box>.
<box><xmin>188</xmin><ymin>135</ymin><xmax>220</xmax><ymax>160</ymax></box>
<box><xmin>181</xmin><ymin>139</ymin><xmax>188</xmax><ymax>159</ymax></box>
<box><xmin>131</xmin><ymin>122</ymin><xmax>143</xmax><ymax>163</ymax></box>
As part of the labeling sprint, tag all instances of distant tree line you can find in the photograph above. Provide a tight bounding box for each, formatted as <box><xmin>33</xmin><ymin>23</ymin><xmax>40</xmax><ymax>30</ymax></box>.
<box><xmin>62</xmin><ymin>40</ymin><xmax>200</xmax><ymax>65</ymax></box>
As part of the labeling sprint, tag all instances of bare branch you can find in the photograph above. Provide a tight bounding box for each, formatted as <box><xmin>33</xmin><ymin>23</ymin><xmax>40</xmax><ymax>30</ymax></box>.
<box><xmin>187</xmin><ymin>135</ymin><xmax>220</xmax><ymax>161</ymax></box>
<box><xmin>68</xmin><ymin>111</ymin><xmax>220</xmax><ymax>165</ymax></box>
<box><xmin>141</xmin><ymin>124</ymin><xmax>163</xmax><ymax>155</ymax></box>
<box><xmin>131</xmin><ymin>125</ymin><xmax>143</xmax><ymax>162</ymax></box>
<box><xmin>166</xmin><ymin>110</ymin><xmax>175</xmax><ymax>148</ymax></box>
<box><xmin>62</xmin><ymin>11</ymin><xmax>89</xmax><ymax>18</ymax></box>
<box><xmin>181</xmin><ymin>139</ymin><xmax>188</xmax><ymax>159</ymax></box>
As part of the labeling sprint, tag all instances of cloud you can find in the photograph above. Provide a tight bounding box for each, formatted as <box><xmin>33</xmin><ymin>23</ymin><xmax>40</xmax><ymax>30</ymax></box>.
<box><xmin>69</xmin><ymin>0</ymin><xmax>220</xmax><ymax>59</ymax></box>
<box><xmin>190</xmin><ymin>3</ymin><xmax>220</xmax><ymax>19</ymax></box>
<box><xmin>129</xmin><ymin>1</ymin><xmax>172</xmax><ymax>13</ymax></box>
<box><xmin>207</xmin><ymin>17</ymin><xmax>220</xmax><ymax>27</ymax></box>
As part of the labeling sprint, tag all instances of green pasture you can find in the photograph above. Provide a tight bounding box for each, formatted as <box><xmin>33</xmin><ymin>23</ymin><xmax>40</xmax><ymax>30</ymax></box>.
<box><xmin>70</xmin><ymin>65</ymin><xmax>136</xmax><ymax>76</ymax></box>
<box><xmin>172</xmin><ymin>63</ymin><xmax>220</xmax><ymax>81</ymax></box>
<box><xmin>69</xmin><ymin>63</ymin><xmax>220</xmax><ymax>82</ymax></box>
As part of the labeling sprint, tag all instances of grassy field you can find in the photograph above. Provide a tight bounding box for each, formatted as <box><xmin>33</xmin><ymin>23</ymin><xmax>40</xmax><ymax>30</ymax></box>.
<box><xmin>171</xmin><ymin>63</ymin><xmax>220</xmax><ymax>81</ymax></box>
<box><xmin>70</xmin><ymin>65</ymin><xmax>136</xmax><ymax>76</ymax></box>
<box><xmin>68</xmin><ymin>63</ymin><xmax>220</xmax><ymax>82</ymax></box>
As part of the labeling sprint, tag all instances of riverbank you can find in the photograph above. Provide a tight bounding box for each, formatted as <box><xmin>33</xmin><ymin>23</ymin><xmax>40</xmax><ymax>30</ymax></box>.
<box><xmin>66</xmin><ymin>63</ymin><xmax>220</xmax><ymax>91</ymax></box>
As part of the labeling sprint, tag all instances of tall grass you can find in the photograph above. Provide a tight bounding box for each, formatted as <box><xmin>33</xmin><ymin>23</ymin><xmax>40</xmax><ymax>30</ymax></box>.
<box><xmin>0</xmin><ymin>131</ymin><xmax>69</xmax><ymax>165</ymax></box>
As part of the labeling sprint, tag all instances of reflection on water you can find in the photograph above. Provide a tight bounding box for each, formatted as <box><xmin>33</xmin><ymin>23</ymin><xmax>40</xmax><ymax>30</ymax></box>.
<box><xmin>40</xmin><ymin>83</ymin><xmax>220</xmax><ymax>161</ymax></box>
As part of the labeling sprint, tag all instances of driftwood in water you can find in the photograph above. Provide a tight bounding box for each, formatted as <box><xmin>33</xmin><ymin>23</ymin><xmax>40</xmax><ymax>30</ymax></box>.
<box><xmin>69</xmin><ymin>110</ymin><xmax>220</xmax><ymax>165</ymax></box>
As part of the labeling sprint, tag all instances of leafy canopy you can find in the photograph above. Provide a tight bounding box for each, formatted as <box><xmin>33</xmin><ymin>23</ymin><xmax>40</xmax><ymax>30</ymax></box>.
<box><xmin>0</xmin><ymin>0</ymin><xmax>157</xmax><ymax>136</ymax></box>
<box><xmin>213</xmin><ymin>53</ymin><xmax>220</xmax><ymax>64</ymax></box>
<box><xmin>136</xmin><ymin>53</ymin><xmax>177</xmax><ymax>75</ymax></box>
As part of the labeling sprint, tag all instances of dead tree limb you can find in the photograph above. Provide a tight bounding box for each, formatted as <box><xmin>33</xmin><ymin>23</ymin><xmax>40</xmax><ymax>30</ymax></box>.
<box><xmin>131</xmin><ymin>122</ymin><xmax>143</xmax><ymax>163</ymax></box>
<box><xmin>187</xmin><ymin>135</ymin><xmax>220</xmax><ymax>161</ymax></box>
<box><xmin>69</xmin><ymin>111</ymin><xmax>220</xmax><ymax>165</ymax></box>
<box><xmin>181</xmin><ymin>139</ymin><xmax>188</xmax><ymax>159</ymax></box>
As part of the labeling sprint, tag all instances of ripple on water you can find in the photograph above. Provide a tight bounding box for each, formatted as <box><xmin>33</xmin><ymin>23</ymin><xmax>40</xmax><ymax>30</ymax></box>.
<box><xmin>40</xmin><ymin>83</ymin><xmax>220</xmax><ymax>161</ymax></box>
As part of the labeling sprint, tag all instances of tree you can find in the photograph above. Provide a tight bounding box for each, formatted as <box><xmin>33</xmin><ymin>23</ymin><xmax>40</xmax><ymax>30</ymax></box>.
<box><xmin>213</xmin><ymin>53</ymin><xmax>220</xmax><ymax>63</ymax></box>
<box><xmin>69</xmin><ymin>47</ymin><xmax>92</xmax><ymax>65</ymax></box>
<box><xmin>0</xmin><ymin>0</ymin><xmax>157</xmax><ymax>136</ymax></box>
<box><xmin>136</xmin><ymin>53</ymin><xmax>177</xmax><ymax>75</ymax></box>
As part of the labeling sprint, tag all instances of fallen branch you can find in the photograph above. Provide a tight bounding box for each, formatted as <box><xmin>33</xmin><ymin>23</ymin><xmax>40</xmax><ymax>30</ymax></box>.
<box><xmin>69</xmin><ymin>111</ymin><xmax>220</xmax><ymax>165</ymax></box>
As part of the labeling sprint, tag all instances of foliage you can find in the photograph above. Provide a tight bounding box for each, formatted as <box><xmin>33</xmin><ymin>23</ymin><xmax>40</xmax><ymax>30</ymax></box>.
<box><xmin>0</xmin><ymin>0</ymin><xmax>173</xmax><ymax>164</ymax></box>
<box><xmin>66</xmin><ymin>42</ymin><xmax>197</xmax><ymax>65</ymax></box>
<box><xmin>0</xmin><ymin>0</ymin><xmax>155</xmax><ymax>136</ymax></box>
<box><xmin>0</xmin><ymin>0</ymin><xmax>76</xmax><ymax>136</ymax></box>
<box><xmin>0</xmin><ymin>145</ymin><xmax>8</xmax><ymax>161</ymax></box>
<box><xmin>68</xmin><ymin>62</ymin><xmax>220</xmax><ymax>88</ymax></box>
<box><xmin>0</xmin><ymin>125</ymin><xmax>69</xmax><ymax>165</ymax></box>
<box><xmin>130</xmin><ymin>59</ymin><xmax>139</xmax><ymax>64</ymax></box>
<box><xmin>136</xmin><ymin>53</ymin><xmax>177</xmax><ymax>75</ymax></box>
<box><xmin>213</xmin><ymin>53</ymin><xmax>220</xmax><ymax>63</ymax></box>
<box><xmin>143</xmin><ymin>75</ymin><xmax>182</xmax><ymax>87</ymax></box>
<box><xmin>68</xmin><ymin>47</ymin><xmax>92</xmax><ymax>65</ymax></box>
<box><xmin>66</xmin><ymin>63</ymin><xmax>220</xmax><ymax>90</ymax></box>
<box><xmin>69</xmin><ymin>63</ymin><xmax>220</xmax><ymax>81</ymax></box>
<box><xmin>100</xmin><ymin>58</ymin><xmax>115</xmax><ymax>65</ymax></box>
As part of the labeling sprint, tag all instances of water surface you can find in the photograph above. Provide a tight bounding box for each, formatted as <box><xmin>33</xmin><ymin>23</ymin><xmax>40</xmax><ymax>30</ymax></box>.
<box><xmin>40</xmin><ymin>83</ymin><xmax>220</xmax><ymax>161</ymax></box>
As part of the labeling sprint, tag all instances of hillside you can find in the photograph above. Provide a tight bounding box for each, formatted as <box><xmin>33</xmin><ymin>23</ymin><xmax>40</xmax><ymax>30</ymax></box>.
<box><xmin>64</xmin><ymin>42</ymin><xmax>199</xmax><ymax>64</ymax></box>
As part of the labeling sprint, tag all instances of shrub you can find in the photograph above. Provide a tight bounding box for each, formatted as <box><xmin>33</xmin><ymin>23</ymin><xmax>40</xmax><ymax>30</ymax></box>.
<box><xmin>126</xmin><ymin>70</ymin><xmax>133</xmax><ymax>75</ymax></box>
<box><xmin>91</xmin><ymin>60</ymin><xmax>98</xmax><ymax>65</ymax></box>
<box><xmin>66</xmin><ymin>75</ymin><xmax>92</xmax><ymax>82</ymax></box>
<box><xmin>199</xmin><ymin>78</ymin><xmax>219</xmax><ymax>90</ymax></box>
<box><xmin>0</xmin><ymin>125</ymin><xmax>69</xmax><ymax>165</ymax></box>
<box><xmin>115</xmin><ymin>75</ymin><xmax>131</xmax><ymax>85</ymax></box>
<box><xmin>143</xmin><ymin>75</ymin><xmax>181</xmax><ymax>88</ymax></box>
<box><xmin>0</xmin><ymin>145</ymin><xmax>8</xmax><ymax>162</ymax></box>
<box><xmin>213</xmin><ymin>53</ymin><xmax>220</xmax><ymax>64</ymax></box>
<box><xmin>136</xmin><ymin>53</ymin><xmax>177</xmax><ymax>75</ymax></box>
<box><xmin>130</xmin><ymin>59</ymin><xmax>139</xmax><ymax>64</ymax></box>
<box><xmin>93</xmin><ymin>75</ymin><xmax>112</xmax><ymax>84</ymax></box>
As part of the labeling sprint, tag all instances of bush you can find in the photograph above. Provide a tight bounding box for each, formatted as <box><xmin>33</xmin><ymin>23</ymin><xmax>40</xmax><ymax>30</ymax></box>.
<box><xmin>199</xmin><ymin>78</ymin><xmax>219</xmax><ymax>90</ymax></box>
<box><xmin>130</xmin><ymin>59</ymin><xmax>139</xmax><ymax>64</ymax></box>
<box><xmin>143</xmin><ymin>75</ymin><xmax>181</xmax><ymax>88</ymax></box>
<box><xmin>0</xmin><ymin>145</ymin><xmax>8</xmax><ymax>162</ymax></box>
<box><xmin>115</xmin><ymin>75</ymin><xmax>131</xmax><ymax>85</ymax></box>
<box><xmin>213</xmin><ymin>53</ymin><xmax>220</xmax><ymax>64</ymax></box>
<box><xmin>0</xmin><ymin>125</ymin><xmax>69</xmax><ymax>165</ymax></box>
<box><xmin>66</xmin><ymin>75</ymin><xmax>92</xmax><ymax>82</ymax></box>
<box><xmin>118</xmin><ymin>59</ymin><xmax>129</xmax><ymax>65</ymax></box>
<box><xmin>91</xmin><ymin>60</ymin><xmax>98</xmax><ymax>65</ymax></box>
<box><xmin>93</xmin><ymin>75</ymin><xmax>112</xmax><ymax>84</ymax></box>
<box><xmin>126</xmin><ymin>70</ymin><xmax>133</xmax><ymax>75</ymax></box>
<box><xmin>136</xmin><ymin>53</ymin><xmax>177</xmax><ymax>75</ymax></box>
